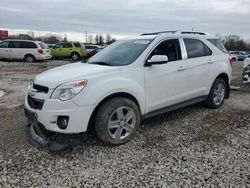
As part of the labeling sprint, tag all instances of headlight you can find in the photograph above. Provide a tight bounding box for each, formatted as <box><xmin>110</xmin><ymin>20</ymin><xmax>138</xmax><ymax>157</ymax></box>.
<box><xmin>51</xmin><ymin>80</ymin><xmax>87</xmax><ymax>101</ymax></box>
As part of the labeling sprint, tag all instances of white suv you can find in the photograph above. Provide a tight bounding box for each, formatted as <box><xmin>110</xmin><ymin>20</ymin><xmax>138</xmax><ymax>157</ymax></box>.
<box><xmin>24</xmin><ymin>31</ymin><xmax>232</xmax><ymax>150</ymax></box>
<box><xmin>0</xmin><ymin>39</ymin><xmax>51</xmax><ymax>62</ymax></box>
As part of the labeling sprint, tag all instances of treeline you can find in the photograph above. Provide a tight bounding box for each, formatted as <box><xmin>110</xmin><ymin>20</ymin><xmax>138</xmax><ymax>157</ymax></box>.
<box><xmin>221</xmin><ymin>34</ymin><xmax>250</xmax><ymax>51</ymax></box>
<box><xmin>8</xmin><ymin>33</ymin><xmax>116</xmax><ymax>45</ymax></box>
<box><xmin>87</xmin><ymin>34</ymin><xmax>116</xmax><ymax>45</ymax></box>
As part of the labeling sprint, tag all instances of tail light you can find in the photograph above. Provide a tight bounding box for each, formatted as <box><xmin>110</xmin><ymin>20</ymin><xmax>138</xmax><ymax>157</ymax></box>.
<box><xmin>38</xmin><ymin>49</ymin><xmax>43</xmax><ymax>54</ymax></box>
<box><xmin>228</xmin><ymin>56</ymin><xmax>233</xmax><ymax>66</ymax></box>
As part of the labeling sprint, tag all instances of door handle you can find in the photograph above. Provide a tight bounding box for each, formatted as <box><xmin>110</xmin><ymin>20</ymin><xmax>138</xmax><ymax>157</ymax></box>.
<box><xmin>208</xmin><ymin>60</ymin><xmax>214</xmax><ymax>64</ymax></box>
<box><xmin>177</xmin><ymin>66</ymin><xmax>187</xmax><ymax>71</ymax></box>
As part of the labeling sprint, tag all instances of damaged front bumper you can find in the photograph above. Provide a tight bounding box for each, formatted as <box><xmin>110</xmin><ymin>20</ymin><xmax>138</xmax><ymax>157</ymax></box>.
<box><xmin>25</xmin><ymin>108</ymin><xmax>81</xmax><ymax>151</ymax></box>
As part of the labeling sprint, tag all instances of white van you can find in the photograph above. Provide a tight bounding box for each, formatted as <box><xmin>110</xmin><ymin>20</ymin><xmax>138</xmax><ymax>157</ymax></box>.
<box><xmin>0</xmin><ymin>40</ymin><xmax>52</xmax><ymax>62</ymax></box>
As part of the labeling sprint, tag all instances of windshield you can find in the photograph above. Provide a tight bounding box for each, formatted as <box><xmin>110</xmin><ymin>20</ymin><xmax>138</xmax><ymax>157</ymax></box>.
<box><xmin>88</xmin><ymin>39</ymin><xmax>152</xmax><ymax>66</ymax></box>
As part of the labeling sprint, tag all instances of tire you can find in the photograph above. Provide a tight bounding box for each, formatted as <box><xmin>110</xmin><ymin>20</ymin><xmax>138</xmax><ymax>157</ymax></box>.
<box><xmin>25</xmin><ymin>55</ymin><xmax>35</xmax><ymax>63</ymax></box>
<box><xmin>94</xmin><ymin>97</ymin><xmax>141</xmax><ymax>145</ymax></box>
<box><xmin>205</xmin><ymin>78</ymin><xmax>227</xmax><ymax>109</ymax></box>
<box><xmin>71</xmin><ymin>52</ymin><xmax>80</xmax><ymax>62</ymax></box>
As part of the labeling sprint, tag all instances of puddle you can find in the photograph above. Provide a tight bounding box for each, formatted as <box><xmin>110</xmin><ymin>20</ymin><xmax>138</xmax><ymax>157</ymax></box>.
<box><xmin>0</xmin><ymin>90</ymin><xmax>4</xmax><ymax>98</ymax></box>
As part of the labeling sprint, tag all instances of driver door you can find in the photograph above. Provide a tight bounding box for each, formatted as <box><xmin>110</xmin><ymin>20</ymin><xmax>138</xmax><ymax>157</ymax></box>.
<box><xmin>51</xmin><ymin>43</ymin><xmax>62</xmax><ymax>58</ymax></box>
<box><xmin>144</xmin><ymin>38</ymin><xmax>189</xmax><ymax>113</ymax></box>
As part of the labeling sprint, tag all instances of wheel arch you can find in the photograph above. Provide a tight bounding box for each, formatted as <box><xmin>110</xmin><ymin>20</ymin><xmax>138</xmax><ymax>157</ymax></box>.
<box><xmin>87</xmin><ymin>92</ymin><xmax>141</xmax><ymax>131</ymax></box>
<box><xmin>216</xmin><ymin>73</ymin><xmax>230</xmax><ymax>99</ymax></box>
<box><xmin>24</xmin><ymin>53</ymin><xmax>36</xmax><ymax>60</ymax></box>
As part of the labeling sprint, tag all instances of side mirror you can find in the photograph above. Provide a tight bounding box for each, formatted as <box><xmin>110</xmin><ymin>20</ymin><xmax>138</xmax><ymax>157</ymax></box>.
<box><xmin>146</xmin><ymin>55</ymin><xmax>168</xmax><ymax>66</ymax></box>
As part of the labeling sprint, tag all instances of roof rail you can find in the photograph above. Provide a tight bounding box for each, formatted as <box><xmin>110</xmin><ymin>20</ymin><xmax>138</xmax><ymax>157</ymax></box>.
<box><xmin>141</xmin><ymin>30</ymin><xmax>207</xmax><ymax>36</ymax></box>
<box><xmin>141</xmin><ymin>31</ymin><xmax>177</xmax><ymax>36</ymax></box>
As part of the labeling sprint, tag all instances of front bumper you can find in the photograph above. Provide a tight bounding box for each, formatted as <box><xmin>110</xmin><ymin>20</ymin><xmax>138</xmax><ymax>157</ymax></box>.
<box><xmin>24</xmin><ymin>95</ymin><xmax>94</xmax><ymax>134</ymax></box>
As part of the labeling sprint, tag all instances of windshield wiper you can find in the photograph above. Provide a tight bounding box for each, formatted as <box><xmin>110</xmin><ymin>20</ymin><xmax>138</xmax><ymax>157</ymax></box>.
<box><xmin>89</xmin><ymin>62</ymin><xmax>112</xmax><ymax>66</ymax></box>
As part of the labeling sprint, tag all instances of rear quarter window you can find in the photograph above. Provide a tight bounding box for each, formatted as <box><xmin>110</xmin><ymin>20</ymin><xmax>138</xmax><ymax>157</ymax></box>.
<box><xmin>207</xmin><ymin>39</ymin><xmax>228</xmax><ymax>54</ymax></box>
<box><xmin>20</xmin><ymin>41</ymin><xmax>38</xmax><ymax>48</ymax></box>
<box><xmin>184</xmin><ymin>38</ymin><xmax>212</xmax><ymax>59</ymax></box>
<box><xmin>39</xmin><ymin>42</ymin><xmax>49</xmax><ymax>49</ymax></box>
<box><xmin>73</xmin><ymin>43</ymin><xmax>81</xmax><ymax>48</ymax></box>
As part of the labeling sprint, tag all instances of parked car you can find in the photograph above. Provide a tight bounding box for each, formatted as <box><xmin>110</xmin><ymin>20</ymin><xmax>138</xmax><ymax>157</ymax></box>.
<box><xmin>0</xmin><ymin>40</ymin><xmax>51</xmax><ymax>62</ymax></box>
<box><xmin>84</xmin><ymin>44</ymin><xmax>101</xmax><ymax>53</ymax></box>
<box><xmin>25</xmin><ymin>31</ymin><xmax>232</xmax><ymax>151</ymax></box>
<box><xmin>87</xmin><ymin>47</ymin><xmax>104</xmax><ymax>58</ymax></box>
<box><xmin>46</xmin><ymin>44</ymin><xmax>56</xmax><ymax>48</ymax></box>
<box><xmin>50</xmin><ymin>41</ymin><xmax>87</xmax><ymax>61</ymax></box>
<box><xmin>229</xmin><ymin>51</ymin><xmax>247</xmax><ymax>61</ymax></box>
<box><xmin>243</xmin><ymin>57</ymin><xmax>250</xmax><ymax>83</ymax></box>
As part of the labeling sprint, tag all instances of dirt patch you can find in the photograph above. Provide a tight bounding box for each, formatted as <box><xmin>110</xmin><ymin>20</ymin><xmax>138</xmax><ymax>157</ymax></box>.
<box><xmin>195</xmin><ymin>110</ymin><xmax>250</xmax><ymax>142</ymax></box>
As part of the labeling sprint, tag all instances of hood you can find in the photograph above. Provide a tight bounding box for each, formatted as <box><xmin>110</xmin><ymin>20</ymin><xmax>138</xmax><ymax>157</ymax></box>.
<box><xmin>34</xmin><ymin>62</ymin><xmax>121</xmax><ymax>88</ymax></box>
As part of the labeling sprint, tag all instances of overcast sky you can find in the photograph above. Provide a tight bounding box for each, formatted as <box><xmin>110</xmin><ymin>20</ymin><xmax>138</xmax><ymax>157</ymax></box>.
<box><xmin>0</xmin><ymin>0</ymin><xmax>250</xmax><ymax>41</ymax></box>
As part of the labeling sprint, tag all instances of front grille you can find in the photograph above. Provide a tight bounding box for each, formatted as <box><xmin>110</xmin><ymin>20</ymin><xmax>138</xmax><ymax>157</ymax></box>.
<box><xmin>28</xmin><ymin>96</ymin><xmax>45</xmax><ymax>110</ymax></box>
<box><xmin>33</xmin><ymin>83</ymin><xmax>49</xmax><ymax>93</ymax></box>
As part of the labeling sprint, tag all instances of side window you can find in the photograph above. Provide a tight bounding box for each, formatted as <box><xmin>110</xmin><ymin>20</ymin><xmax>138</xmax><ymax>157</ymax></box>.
<box><xmin>54</xmin><ymin>44</ymin><xmax>62</xmax><ymax>48</ymax></box>
<box><xmin>20</xmin><ymin>42</ymin><xmax>37</xmax><ymax>48</ymax></box>
<box><xmin>9</xmin><ymin>41</ymin><xmax>21</xmax><ymax>48</ymax></box>
<box><xmin>73</xmin><ymin>43</ymin><xmax>81</xmax><ymax>47</ymax></box>
<box><xmin>184</xmin><ymin>38</ymin><xmax>212</xmax><ymax>58</ymax></box>
<box><xmin>62</xmin><ymin>43</ymin><xmax>73</xmax><ymax>48</ymax></box>
<box><xmin>0</xmin><ymin>41</ymin><xmax>9</xmax><ymax>48</ymax></box>
<box><xmin>150</xmin><ymin>39</ymin><xmax>182</xmax><ymax>62</ymax></box>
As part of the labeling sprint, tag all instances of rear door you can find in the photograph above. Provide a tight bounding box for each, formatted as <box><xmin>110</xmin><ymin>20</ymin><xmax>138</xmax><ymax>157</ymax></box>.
<box><xmin>61</xmin><ymin>42</ymin><xmax>73</xmax><ymax>57</ymax></box>
<box><xmin>183</xmin><ymin>38</ymin><xmax>213</xmax><ymax>98</ymax></box>
<box><xmin>0</xmin><ymin>41</ymin><xmax>10</xmax><ymax>58</ymax></box>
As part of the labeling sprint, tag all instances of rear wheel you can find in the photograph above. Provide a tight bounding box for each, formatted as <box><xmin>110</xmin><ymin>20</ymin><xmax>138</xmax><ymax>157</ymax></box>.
<box><xmin>94</xmin><ymin>98</ymin><xmax>140</xmax><ymax>145</ymax></box>
<box><xmin>71</xmin><ymin>52</ymin><xmax>80</xmax><ymax>62</ymax></box>
<box><xmin>25</xmin><ymin>55</ymin><xmax>35</xmax><ymax>63</ymax></box>
<box><xmin>205</xmin><ymin>78</ymin><xmax>227</xmax><ymax>108</ymax></box>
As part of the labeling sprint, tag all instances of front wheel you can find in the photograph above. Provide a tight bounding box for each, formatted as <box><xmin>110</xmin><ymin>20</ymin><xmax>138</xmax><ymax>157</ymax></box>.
<box><xmin>205</xmin><ymin>78</ymin><xmax>227</xmax><ymax>109</ymax></box>
<box><xmin>94</xmin><ymin>98</ymin><xmax>140</xmax><ymax>145</ymax></box>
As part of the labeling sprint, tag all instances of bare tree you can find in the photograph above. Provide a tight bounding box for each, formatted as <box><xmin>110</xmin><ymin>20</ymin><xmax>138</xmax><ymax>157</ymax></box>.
<box><xmin>99</xmin><ymin>34</ymin><xmax>104</xmax><ymax>45</ymax></box>
<box><xmin>88</xmin><ymin>34</ymin><xmax>94</xmax><ymax>44</ymax></box>
<box><xmin>105</xmin><ymin>34</ymin><xmax>112</xmax><ymax>44</ymax></box>
<box><xmin>94</xmin><ymin>34</ymin><xmax>99</xmax><ymax>44</ymax></box>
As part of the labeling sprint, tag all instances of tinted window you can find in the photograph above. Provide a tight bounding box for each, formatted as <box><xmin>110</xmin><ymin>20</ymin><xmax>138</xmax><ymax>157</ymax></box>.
<box><xmin>73</xmin><ymin>43</ymin><xmax>81</xmax><ymax>47</ymax></box>
<box><xmin>62</xmin><ymin>43</ymin><xmax>73</xmax><ymax>48</ymax></box>
<box><xmin>54</xmin><ymin>44</ymin><xmax>62</xmax><ymax>48</ymax></box>
<box><xmin>150</xmin><ymin>39</ymin><xmax>182</xmax><ymax>62</ymax></box>
<box><xmin>0</xmin><ymin>41</ymin><xmax>9</xmax><ymax>48</ymax></box>
<box><xmin>208</xmin><ymin>39</ymin><xmax>228</xmax><ymax>54</ymax></box>
<box><xmin>20</xmin><ymin>41</ymin><xmax>37</xmax><ymax>48</ymax></box>
<box><xmin>184</xmin><ymin>38</ymin><xmax>212</xmax><ymax>58</ymax></box>
<box><xmin>9</xmin><ymin>41</ymin><xmax>21</xmax><ymax>48</ymax></box>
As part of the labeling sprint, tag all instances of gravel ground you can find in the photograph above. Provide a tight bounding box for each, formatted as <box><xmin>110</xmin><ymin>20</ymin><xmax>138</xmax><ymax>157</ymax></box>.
<box><xmin>0</xmin><ymin>61</ymin><xmax>249</xmax><ymax>187</ymax></box>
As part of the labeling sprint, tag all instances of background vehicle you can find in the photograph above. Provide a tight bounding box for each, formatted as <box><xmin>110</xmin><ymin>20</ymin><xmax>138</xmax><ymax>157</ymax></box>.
<box><xmin>87</xmin><ymin>47</ymin><xmax>104</xmax><ymax>58</ymax></box>
<box><xmin>229</xmin><ymin>51</ymin><xmax>247</xmax><ymax>61</ymax></box>
<box><xmin>84</xmin><ymin>44</ymin><xmax>101</xmax><ymax>53</ymax></box>
<box><xmin>50</xmin><ymin>41</ymin><xmax>87</xmax><ymax>61</ymax></box>
<box><xmin>46</xmin><ymin>43</ymin><xmax>56</xmax><ymax>48</ymax></box>
<box><xmin>0</xmin><ymin>39</ymin><xmax>51</xmax><ymax>62</ymax></box>
<box><xmin>25</xmin><ymin>31</ymin><xmax>232</xmax><ymax>150</ymax></box>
